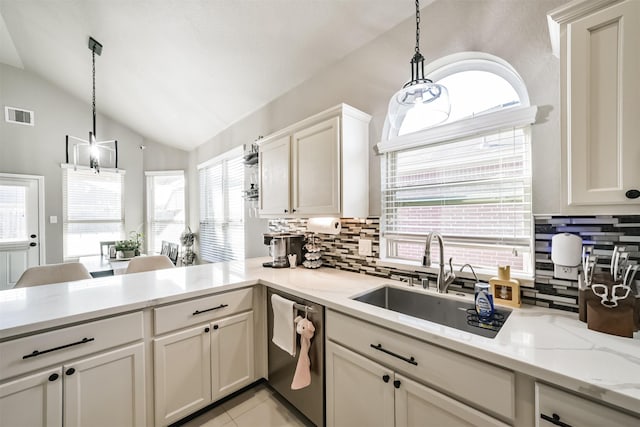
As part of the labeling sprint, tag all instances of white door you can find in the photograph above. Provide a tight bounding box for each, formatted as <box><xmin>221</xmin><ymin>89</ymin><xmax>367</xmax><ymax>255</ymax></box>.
<box><xmin>63</xmin><ymin>343</ymin><xmax>145</xmax><ymax>427</ymax></box>
<box><xmin>259</xmin><ymin>135</ymin><xmax>291</xmax><ymax>216</ymax></box>
<box><xmin>154</xmin><ymin>324</ymin><xmax>212</xmax><ymax>426</ymax></box>
<box><xmin>211</xmin><ymin>311</ymin><xmax>254</xmax><ymax>400</ymax></box>
<box><xmin>0</xmin><ymin>174</ymin><xmax>43</xmax><ymax>289</ymax></box>
<box><xmin>292</xmin><ymin>116</ymin><xmax>341</xmax><ymax>215</ymax></box>
<box><xmin>326</xmin><ymin>341</ymin><xmax>395</xmax><ymax>427</ymax></box>
<box><xmin>0</xmin><ymin>367</ymin><xmax>62</xmax><ymax>427</ymax></box>
<box><xmin>395</xmin><ymin>373</ymin><xmax>507</xmax><ymax>427</ymax></box>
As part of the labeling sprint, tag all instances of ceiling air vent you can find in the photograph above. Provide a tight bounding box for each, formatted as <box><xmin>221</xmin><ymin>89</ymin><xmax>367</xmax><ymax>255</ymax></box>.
<box><xmin>5</xmin><ymin>106</ymin><xmax>34</xmax><ymax>126</ymax></box>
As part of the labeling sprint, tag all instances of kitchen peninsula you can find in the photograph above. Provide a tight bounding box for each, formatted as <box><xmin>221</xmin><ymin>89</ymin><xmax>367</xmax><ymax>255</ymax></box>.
<box><xmin>1</xmin><ymin>259</ymin><xmax>638</xmax><ymax>426</ymax></box>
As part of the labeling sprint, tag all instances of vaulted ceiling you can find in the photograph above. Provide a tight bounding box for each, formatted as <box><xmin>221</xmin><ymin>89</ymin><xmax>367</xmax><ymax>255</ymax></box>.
<box><xmin>0</xmin><ymin>0</ymin><xmax>417</xmax><ymax>150</ymax></box>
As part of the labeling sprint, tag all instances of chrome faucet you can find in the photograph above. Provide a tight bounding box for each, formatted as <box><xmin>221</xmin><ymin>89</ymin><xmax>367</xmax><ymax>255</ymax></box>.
<box><xmin>422</xmin><ymin>232</ymin><xmax>456</xmax><ymax>293</ymax></box>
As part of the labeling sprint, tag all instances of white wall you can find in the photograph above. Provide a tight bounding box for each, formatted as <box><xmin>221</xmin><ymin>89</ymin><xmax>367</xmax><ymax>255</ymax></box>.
<box><xmin>189</xmin><ymin>0</ymin><xmax>567</xmax><ymax>255</ymax></box>
<box><xmin>0</xmin><ymin>63</ymin><xmax>189</xmax><ymax>263</ymax></box>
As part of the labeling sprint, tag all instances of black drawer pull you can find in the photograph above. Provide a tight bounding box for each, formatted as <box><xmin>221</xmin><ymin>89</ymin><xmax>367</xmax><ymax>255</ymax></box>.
<box><xmin>541</xmin><ymin>413</ymin><xmax>572</xmax><ymax>427</ymax></box>
<box><xmin>382</xmin><ymin>374</ymin><xmax>390</xmax><ymax>383</ymax></box>
<box><xmin>22</xmin><ymin>337</ymin><xmax>95</xmax><ymax>360</ymax></box>
<box><xmin>370</xmin><ymin>343</ymin><xmax>418</xmax><ymax>366</ymax></box>
<box><xmin>192</xmin><ymin>304</ymin><xmax>228</xmax><ymax>316</ymax></box>
<box><xmin>393</xmin><ymin>379</ymin><xmax>401</xmax><ymax>389</ymax></box>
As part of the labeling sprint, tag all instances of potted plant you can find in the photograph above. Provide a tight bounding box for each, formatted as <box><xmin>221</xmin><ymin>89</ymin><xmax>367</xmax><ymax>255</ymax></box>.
<box><xmin>115</xmin><ymin>231</ymin><xmax>143</xmax><ymax>258</ymax></box>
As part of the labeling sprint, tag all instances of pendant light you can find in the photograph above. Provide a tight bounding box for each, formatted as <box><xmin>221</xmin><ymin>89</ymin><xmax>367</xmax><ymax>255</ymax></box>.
<box><xmin>387</xmin><ymin>0</ymin><xmax>450</xmax><ymax>132</ymax></box>
<box><xmin>65</xmin><ymin>37</ymin><xmax>118</xmax><ymax>173</ymax></box>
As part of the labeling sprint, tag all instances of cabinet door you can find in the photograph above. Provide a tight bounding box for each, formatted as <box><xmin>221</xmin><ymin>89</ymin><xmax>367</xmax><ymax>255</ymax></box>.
<box><xmin>326</xmin><ymin>341</ymin><xmax>394</xmax><ymax>427</ymax></box>
<box><xmin>154</xmin><ymin>325</ymin><xmax>212</xmax><ymax>426</ymax></box>
<box><xmin>535</xmin><ymin>383</ymin><xmax>639</xmax><ymax>427</ymax></box>
<box><xmin>211</xmin><ymin>311</ymin><xmax>255</xmax><ymax>400</ymax></box>
<box><xmin>395</xmin><ymin>373</ymin><xmax>508</xmax><ymax>427</ymax></box>
<box><xmin>259</xmin><ymin>135</ymin><xmax>291</xmax><ymax>216</ymax></box>
<box><xmin>292</xmin><ymin>116</ymin><xmax>341</xmax><ymax>215</ymax></box>
<box><xmin>63</xmin><ymin>343</ymin><xmax>145</xmax><ymax>427</ymax></box>
<box><xmin>0</xmin><ymin>367</ymin><xmax>62</xmax><ymax>427</ymax></box>
<box><xmin>567</xmin><ymin>0</ymin><xmax>640</xmax><ymax>205</ymax></box>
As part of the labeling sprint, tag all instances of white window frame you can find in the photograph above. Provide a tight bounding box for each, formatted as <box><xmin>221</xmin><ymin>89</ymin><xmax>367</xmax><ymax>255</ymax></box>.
<box><xmin>378</xmin><ymin>53</ymin><xmax>537</xmax><ymax>278</ymax></box>
<box><xmin>62</xmin><ymin>164</ymin><xmax>125</xmax><ymax>260</ymax></box>
<box><xmin>197</xmin><ymin>146</ymin><xmax>244</xmax><ymax>263</ymax></box>
<box><xmin>145</xmin><ymin>170</ymin><xmax>186</xmax><ymax>255</ymax></box>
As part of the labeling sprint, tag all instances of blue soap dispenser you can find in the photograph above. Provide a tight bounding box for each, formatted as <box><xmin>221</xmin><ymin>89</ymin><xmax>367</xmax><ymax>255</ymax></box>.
<box><xmin>474</xmin><ymin>282</ymin><xmax>494</xmax><ymax>321</ymax></box>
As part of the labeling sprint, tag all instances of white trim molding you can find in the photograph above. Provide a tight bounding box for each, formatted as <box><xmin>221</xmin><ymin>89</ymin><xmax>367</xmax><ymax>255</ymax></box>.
<box><xmin>376</xmin><ymin>105</ymin><xmax>538</xmax><ymax>154</ymax></box>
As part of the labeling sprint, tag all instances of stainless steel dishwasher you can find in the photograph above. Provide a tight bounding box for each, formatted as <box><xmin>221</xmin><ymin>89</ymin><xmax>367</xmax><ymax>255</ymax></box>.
<box><xmin>267</xmin><ymin>288</ymin><xmax>324</xmax><ymax>427</ymax></box>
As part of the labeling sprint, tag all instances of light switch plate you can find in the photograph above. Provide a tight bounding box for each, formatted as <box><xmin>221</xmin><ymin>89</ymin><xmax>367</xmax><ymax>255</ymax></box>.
<box><xmin>49</xmin><ymin>216</ymin><xmax>58</xmax><ymax>224</ymax></box>
<box><xmin>358</xmin><ymin>238</ymin><xmax>372</xmax><ymax>256</ymax></box>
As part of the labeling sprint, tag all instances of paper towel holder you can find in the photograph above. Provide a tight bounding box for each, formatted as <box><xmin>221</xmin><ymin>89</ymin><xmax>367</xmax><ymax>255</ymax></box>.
<box><xmin>551</xmin><ymin>233</ymin><xmax>582</xmax><ymax>280</ymax></box>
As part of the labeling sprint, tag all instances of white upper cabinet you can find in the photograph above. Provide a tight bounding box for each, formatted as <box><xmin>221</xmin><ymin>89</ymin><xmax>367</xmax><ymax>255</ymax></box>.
<box><xmin>258</xmin><ymin>104</ymin><xmax>371</xmax><ymax>218</ymax></box>
<box><xmin>550</xmin><ymin>0</ymin><xmax>640</xmax><ymax>212</ymax></box>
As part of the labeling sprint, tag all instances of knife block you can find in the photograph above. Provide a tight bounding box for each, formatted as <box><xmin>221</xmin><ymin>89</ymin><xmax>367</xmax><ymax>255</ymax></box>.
<box><xmin>580</xmin><ymin>272</ymin><xmax>639</xmax><ymax>338</ymax></box>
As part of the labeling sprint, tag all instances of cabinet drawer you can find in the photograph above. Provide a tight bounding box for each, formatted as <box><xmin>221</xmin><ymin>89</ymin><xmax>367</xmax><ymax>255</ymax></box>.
<box><xmin>0</xmin><ymin>312</ymin><xmax>143</xmax><ymax>381</ymax></box>
<box><xmin>535</xmin><ymin>382</ymin><xmax>639</xmax><ymax>427</ymax></box>
<box><xmin>154</xmin><ymin>287</ymin><xmax>253</xmax><ymax>335</ymax></box>
<box><xmin>326</xmin><ymin>310</ymin><xmax>515</xmax><ymax>422</ymax></box>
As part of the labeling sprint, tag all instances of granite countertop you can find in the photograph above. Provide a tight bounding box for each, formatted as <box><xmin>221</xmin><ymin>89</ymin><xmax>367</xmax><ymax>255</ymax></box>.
<box><xmin>1</xmin><ymin>257</ymin><xmax>638</xmax><ymax>414</ymax></box>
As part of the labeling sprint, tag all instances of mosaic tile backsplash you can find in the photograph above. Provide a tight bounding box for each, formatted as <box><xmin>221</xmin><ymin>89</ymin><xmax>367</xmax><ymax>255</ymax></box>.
<box><xmin>269</xmin><ymin>215</ymin><xmax>640</xmax><ymax>313</ymax></box>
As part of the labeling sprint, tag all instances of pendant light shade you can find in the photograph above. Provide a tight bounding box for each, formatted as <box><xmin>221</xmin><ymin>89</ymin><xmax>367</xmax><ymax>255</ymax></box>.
<box><xmin>387</xmin><ymin>0</ymin><xmax>449</xmax><ymax>132</ymax></box>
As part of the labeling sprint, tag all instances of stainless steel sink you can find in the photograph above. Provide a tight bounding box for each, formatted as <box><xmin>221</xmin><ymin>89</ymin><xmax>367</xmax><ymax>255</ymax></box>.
<box><xmin>352</xmin><ymin>285</ymin><xmax>511</xmax><ymax>338</ymax></box>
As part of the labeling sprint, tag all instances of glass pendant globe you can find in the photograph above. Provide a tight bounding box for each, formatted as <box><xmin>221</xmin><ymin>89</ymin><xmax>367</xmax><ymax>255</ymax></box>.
<box><xmin>387</xmin><ymin>81</ymin><xmax>450</xmax><ymax>134</ymax></box>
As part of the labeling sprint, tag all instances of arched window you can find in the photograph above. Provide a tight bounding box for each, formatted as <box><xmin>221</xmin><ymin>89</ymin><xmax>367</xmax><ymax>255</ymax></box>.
<box><xmin>378</xmin><ymin>53</ymin><xmax>537</xmax><ymax>276</ymax></box>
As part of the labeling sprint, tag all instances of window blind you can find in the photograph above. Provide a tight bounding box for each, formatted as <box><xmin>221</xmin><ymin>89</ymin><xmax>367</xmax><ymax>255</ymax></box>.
<box><xmin>146</xmin><ymin>171</ymin><xmax>185</xmax><ymax>255</ymax></box>
<box><xmin>198</xmin><ymin>147</ymin><xmax>244</xmax><ymax>263</ymax></box>
<box><xmin>0</xmin><ymin>184</ymin><xmax>27</xmax><ymax>242</ymax></box>
<box><xmin>63</xmin><ymin>167</ymin><xmax>124</xmax><ymax>259</ymax></box>
<box><xmin>381</xmin><ymin>127</ymin><xmax>532</xmax><ymax>274</ymax></box>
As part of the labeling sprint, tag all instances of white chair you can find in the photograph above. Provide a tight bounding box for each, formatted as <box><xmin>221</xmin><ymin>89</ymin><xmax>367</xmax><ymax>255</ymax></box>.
<box><xmin>15</xmin><ymin>262</ymin><xmax>92</xmax><ymax>288</ymax></box>
<box><xmin>125</xmin><ymin>255</ymin><xmax>175</xmax><ymax>274</ymax></box>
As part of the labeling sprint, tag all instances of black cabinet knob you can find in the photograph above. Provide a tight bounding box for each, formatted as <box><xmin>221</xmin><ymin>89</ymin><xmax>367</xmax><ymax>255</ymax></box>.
<box><xmin>625</xmin><ymin>189</ymin><xmax>640</xmax><ymax>199</ymax></box>
<box><xmin>30</xmin><ymin>234</ymin><xmax>37</xmax><ymax>238</ymax></box>
<box><xmin>393</xmin><ymin>380</ymin><xmax>401</xmax><ymax>389</ymax></box>
<box><xmin>204</xmin><ymin>327</ymin><xmax>210</xmax><ymax>333</ymax></box>
<box><xmin>65</xmin><ymin>368</ymin><xmax>75</xmax><ymax>376</ymax></box>
<box><xmin>284</xmin><ymin>209</ymin><xmax>288</xmax><ymax>213</ymax></box>
<box><xmin>48</xmin><ymin>373</ymin><xmax>59</xmax><ymax>382</ymax></box>
<box><xmin>29</xmin><ymin>242</ymin><xmax>37</xmax><ymax>247</ymax></box>
<box><xmin>292</xmin><ymin>209</ymin><xmax>297</xmax><ymax>213</ymax></box>
<box><xmin>213</xmin><ymin>325</ymin><xmax>219</xmax><ymax>330</ymax></box>
<box><xmin>382</xmin><ymin>374</ymin><xmax>390</xmax><ymax>383</ymax></box>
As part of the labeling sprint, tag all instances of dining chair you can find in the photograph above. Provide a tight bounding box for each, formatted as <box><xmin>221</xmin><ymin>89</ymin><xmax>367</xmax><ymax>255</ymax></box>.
<box><xmin>160</xmin><ymin>241</ymin><xmax>170</xmax><ymax>256</ymax></box>
<box><xmin>100</xmin><ymin>241</ymin><xmax>116</xmax><ymax>258</ymax></box>
<box><xmin>125</xmin><ymin>255</ymin><xmax>175</xmax><ymax>274</ymax></box>
<box><xmin>15</xmin><ymin>262</ymin><xmax>93</xmax><ymax>288</ymax></box>
<box><xmin>167</xmin><ymin>243</ymin><xmax>179</xmax><ymax>265</ymax></box>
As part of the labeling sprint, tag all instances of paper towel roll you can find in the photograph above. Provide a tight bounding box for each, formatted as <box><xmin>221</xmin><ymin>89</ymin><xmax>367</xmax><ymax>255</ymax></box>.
<box><xmin>307</xmin><ymin>217</ymin><xmax>341</xmax><ymax>235</ymax></box>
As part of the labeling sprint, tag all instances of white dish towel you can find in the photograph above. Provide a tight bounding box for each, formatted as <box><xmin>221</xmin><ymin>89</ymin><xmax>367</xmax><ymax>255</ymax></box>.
<box><xmin>271</xmin><ymin>294</ymin><xmax>296</xmax><ymax>357</ymax></box>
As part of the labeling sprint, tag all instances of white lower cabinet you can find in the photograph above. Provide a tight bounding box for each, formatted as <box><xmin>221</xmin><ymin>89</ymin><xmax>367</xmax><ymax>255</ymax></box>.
<box><xmin>0</xmin><ymin>367</ymin><xmax>62</xmax><ymax>427</ymax></box>
<box><xmin>535</xmin><ymin>382</ymin><xmax>639</xmax><ymax>427</ymax></box>
<box><xmin>154</xmin><ymin>311</ymin><xmax>255</xmax><ymax>426</ymax></box>
<box><xmin>326</xmin><ymin>341</ymin><xmax>508</xmax><ymax>427</ymax></box>
<box><xmin>0</xmin><ymin>343</ymin><xmax>145</xmax><ymax>427</ymax></box>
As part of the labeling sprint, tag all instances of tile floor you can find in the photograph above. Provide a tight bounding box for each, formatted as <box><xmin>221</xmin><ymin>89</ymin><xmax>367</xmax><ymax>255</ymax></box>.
<box><xmin>179</xmin><ymin>384</ymin><xmax>309</xmax><ymax>427</ymax></box>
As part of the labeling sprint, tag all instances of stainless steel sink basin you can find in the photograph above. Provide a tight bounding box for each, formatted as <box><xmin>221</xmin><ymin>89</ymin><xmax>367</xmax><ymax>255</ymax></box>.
<box><xmin>352</xmin><ymin>286</ymin><xmax>511</xmax><ymax>338</ymax></box>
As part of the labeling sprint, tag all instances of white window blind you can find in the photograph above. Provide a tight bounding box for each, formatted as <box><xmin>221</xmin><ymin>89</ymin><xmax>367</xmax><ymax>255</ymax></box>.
<box><xmin>146</xmin><ymin>171</ymin><xmax>186</xmax><ymax>255</ymax></box>
<box><xmin>198</xmin><ymin>147</ymin><xmax>244</xmax><ymax>263</ymax></box>
<box><xmin>63</xmin><ymin>167</ymin><xmax>124</xmax><ymax>259</ymax></box>
<box><xmin>0</xmin><ymin>184</ymin><xmax>27</xmax><ymax>242</ymax></box>
<box><xmin>382</xmin><ymin>127</ymin><xmax>533</xmax><ymax>274</ymax></box>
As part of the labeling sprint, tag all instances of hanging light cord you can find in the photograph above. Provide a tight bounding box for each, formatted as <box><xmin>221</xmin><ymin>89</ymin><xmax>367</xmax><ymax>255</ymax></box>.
<box><xmin>92</xmin><ymin>49</ymin><xmax>96</xmax><ymax>136</ymax></box>
<box><xmin>414</xmin><ymin>0</ymin><xmax>421</xmax><ymax>55</ymax></box>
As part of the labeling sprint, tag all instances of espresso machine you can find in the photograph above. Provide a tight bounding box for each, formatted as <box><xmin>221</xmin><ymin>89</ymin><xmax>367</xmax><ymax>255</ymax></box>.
<box><xmin>263</xmin><ymin>233</ymin><xmax>305</xmax><ymax>268</ymax></box>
